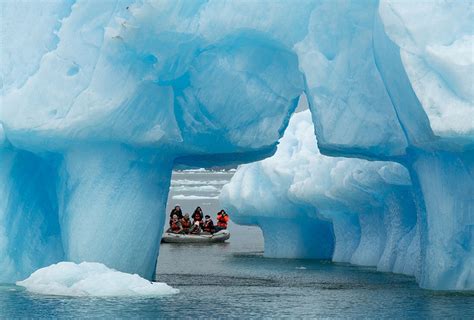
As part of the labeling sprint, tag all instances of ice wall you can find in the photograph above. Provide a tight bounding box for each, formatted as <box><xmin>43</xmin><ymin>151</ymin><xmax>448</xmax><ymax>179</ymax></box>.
<box><xmin>223</xmin><ymin>1</ymin><xmax>472</xmax><ymax>290</ymax></box>
<box><xmin>221</xmin><ymin>111</ymin><xmax>420</xmax><ymax>275</ymax></box>
<box><xmin>0</xmin><ymin>146</ymin><xmax>63</xmax><ymax>282</ymax></box>
<box><xmin>0</xmin><ymin>0</ymin><xmax>305</xmax><ymax>281</ymax></box>
<box><xmin>375</xmin><ymin>3</ymin><xmax>473</xmax><ymax>290</ymax></box>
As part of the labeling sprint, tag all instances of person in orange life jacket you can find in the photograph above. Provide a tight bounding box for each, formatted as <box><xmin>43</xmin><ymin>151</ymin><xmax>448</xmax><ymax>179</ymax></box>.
<box><xmin>170</xmin><ymin>205</ymin><xmax>183</xmax><ymax>220</ymax></box>
<box><xmin>180</xmin><ymin>213</ymin><xmax>192</xmax><ymax>234</ymax></box>
<box><xmin>167</xmin><ymin>214</ymin><xmax>183</xmax><ymax>234</ymax></box>
<box><xmin>214</xmin><ymin>210</ymin><xmax>229</xmax><ymax>232</ymax></box>
<box><xmin>192</xmin><ymin>206</ymin><xmax>204</xmax><ymax>225</ymax></box>
<box><xmin>202</xmin><ymin>215</ymin><xmax>215</xmax><ymax>233</ymax></box>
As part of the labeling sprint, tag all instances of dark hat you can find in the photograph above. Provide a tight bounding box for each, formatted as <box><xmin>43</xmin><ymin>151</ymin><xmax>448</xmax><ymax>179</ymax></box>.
<box><xmin>205</xmin><ymin>215</ymin><xmax>210</xmax><ymax>218</ymax></box>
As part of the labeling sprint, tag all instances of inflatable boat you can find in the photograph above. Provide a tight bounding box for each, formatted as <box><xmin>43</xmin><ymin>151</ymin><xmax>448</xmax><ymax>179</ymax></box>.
<box><xmin>161</xmin><ymin>230</ymin><xmax>230</xmax><ymax>243</ymax></box>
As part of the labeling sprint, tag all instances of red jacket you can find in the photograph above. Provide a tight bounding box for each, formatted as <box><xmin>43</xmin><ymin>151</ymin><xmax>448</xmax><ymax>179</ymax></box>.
<box><xmin>181</xmin><ymin>218</ymin><xmax>192</xmax><ymax>229</ymax></box>
<box><xmin>217</xmin><ymin>214</ymin><xmax>229</xmax><ymax>228</ymax></box>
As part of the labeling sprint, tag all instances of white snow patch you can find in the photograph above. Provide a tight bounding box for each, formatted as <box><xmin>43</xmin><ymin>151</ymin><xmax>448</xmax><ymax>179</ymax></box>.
<box><xmin>16</xmin><ymin>262</ymin><xmax>179</xmax><ymax>297</ymax></box>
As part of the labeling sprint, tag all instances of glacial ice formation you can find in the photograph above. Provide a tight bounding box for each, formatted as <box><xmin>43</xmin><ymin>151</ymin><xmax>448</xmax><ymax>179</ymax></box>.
<box><xmin>225</xmin><ymin>0</ymin><xmax>473</xmax><ymax>291</ymax></box>
<box><xmin>1</xmin><ymin>0</ymin><xmax>472</xmax><ymax>290</ymax></box>
<box><xmin>0</xmin><ymin>0</ymin><xmax>304</xmax><ymax>282</ymax></box>
<box><xmin>16</xmin><ymin>261</ymin><xmax>178</xmax><ymax>296</ymax></box>
<box><xmin>221</xmin><ymin>111</ymin><xmax>420</xmax><ymax>275</ymax></box>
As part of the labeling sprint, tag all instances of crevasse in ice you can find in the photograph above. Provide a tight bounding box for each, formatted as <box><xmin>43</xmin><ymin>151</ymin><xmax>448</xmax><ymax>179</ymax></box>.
<box><xmin>1</xmin><ymin>0</ymin><xmax>472</xmax><ymax>290</ymax></box>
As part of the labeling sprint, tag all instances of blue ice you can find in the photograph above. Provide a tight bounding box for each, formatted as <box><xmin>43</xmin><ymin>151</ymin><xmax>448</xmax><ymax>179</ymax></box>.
<box><xmin>0</xmin><ymin>0</ymin><xmax>472</xmax><ymax>290</ymax></box>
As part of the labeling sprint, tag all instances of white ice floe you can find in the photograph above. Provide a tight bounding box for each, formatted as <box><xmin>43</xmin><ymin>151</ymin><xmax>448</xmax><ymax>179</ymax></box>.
<box><xmin>172</xmin><ymin>194</ymin><xmax>219</xmax><ymax>200</ymax></box>
<box><xmin>170</xmin><ymin>185</ymin><xmax>220</xmax><ymax>192</ymax></box>
<box><xmin>171</xmin><ymin>179</ymin><xmax>229</xmax><ymax>186</ymax></box>
<box><xmin>179</xmin><ymin>168</ymin><xmax>207</xmax><ymax>173</ymax></box>
<box><xmin>173</xmin><ymin>170</ymin><xmax>233</xmax><ymax>175</ymax></box>
<box><xmin>16</xmin><ymin>262</ymin><xmax>179</xmax><ymax>297</ymax></box>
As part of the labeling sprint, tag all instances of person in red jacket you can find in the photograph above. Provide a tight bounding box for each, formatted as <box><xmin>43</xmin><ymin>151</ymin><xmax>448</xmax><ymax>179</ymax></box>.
<box><xmin>202</xmin><ymin>215</ymin><xmax>215</xmax><ymax>233</ymax></box>
<box><xmin>169</xmin><ymin>205</ymin><xmax>183</xmax><ymax>220</ymax></box>
<box><xmin>167</xmin><ymin>214</ymin><xmax>183</xmax><ymax>234</ymax></box>
<box><xmin>180</xmin><ymin>213</ymin><xmax>192</xmax><ymax>234</ymax></box>
<box><xmin>214</xmin><ymin>210</ymin><xmax>230</xmax><ymax>232</ymax></box>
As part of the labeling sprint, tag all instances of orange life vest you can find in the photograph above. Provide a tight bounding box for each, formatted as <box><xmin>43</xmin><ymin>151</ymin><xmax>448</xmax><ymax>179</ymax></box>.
<box><xmin>170</xmin><ymin>220</ymin><xmax>180</xmax><ymax>231</ymax></box>
<box><xmin>181</xmin><ymin>218</ymin><xmax>191</xmax><ymax>228</ymax></box>
<box><xmin>217</xmin><ymin>214</ymin><xmax>229</xmax><ymax>228</ymax></box>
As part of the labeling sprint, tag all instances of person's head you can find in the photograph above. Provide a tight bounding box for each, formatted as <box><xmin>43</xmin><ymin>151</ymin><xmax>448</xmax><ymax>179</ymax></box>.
<box><xmin>175</xmin><ymin>205</ymin><xmax>181</xmax><ymax>211</ymax></box>
<box><xmin>205</xmin><ymin>215</ymin><xmax>210</xmax><ymax>220</ymax></box>
<box><xmin>172</xmin><ymin>214</ymin><xmax>178</xmax><ymax>220</ymax></box>
<box><xmin>184</xmin><ymin>213</ymin><xmax>190</xmax><ymax>219</ymax></box>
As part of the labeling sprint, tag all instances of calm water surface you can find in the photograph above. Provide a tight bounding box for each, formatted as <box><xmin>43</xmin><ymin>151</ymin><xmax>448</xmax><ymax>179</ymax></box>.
<box><xmin>1</xmin><ymin>170</ymin><xmax>473</xmax><ymax>319</ymax></box>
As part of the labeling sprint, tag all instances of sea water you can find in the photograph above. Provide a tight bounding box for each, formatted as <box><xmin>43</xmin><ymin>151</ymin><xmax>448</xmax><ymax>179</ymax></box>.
<box><xmin>1</xmin><ymin>169</ymin><xmax>473</xmax><ymax>318</ymax></box>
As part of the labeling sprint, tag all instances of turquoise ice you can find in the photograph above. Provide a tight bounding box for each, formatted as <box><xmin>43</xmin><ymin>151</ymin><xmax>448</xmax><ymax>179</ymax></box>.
<box><xmin>1</xmin><ymin>0</ymin><xmax>472</xmax><ymax>290</ymax></box>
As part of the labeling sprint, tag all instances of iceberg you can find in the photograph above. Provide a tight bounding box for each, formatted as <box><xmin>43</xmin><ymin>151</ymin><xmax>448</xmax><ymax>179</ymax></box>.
<box><xmin>221</xmin><ymin>111</ymin><xmax>419</xmax><ymax>274</ymax></box>
<box><xmin>0</xmin><ymin>0</ymin><xmax>472</xmax><ymax>290</ymax></box>
<box><xmin>225</xmin><ymin>0</ymin><xmax>473</xmax><ymax>290</ymax></box>
<box><xmin>0</xmin><ymin>0</ymin><xmax>304</xmax><ymax>282</ymax></box>
<box><xmin>293</xmin><ymin>0</ymin><xmax>472</xmax><ymax>290</ymax></box>
<box><xmin>16</xmin><ymin>261</ymin><xmax>178</xmax><ymax>297</ymax></box>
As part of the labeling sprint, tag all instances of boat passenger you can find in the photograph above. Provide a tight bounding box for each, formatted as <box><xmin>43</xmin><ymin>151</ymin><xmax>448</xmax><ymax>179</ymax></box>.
<box><xmin>181</xmin><ymin>213</ymin><xmax>192</xmax><ymax>234</ymax></box>
<box><xmin>215</xmin><ymin>210</ymin><xmax>229</xmax><ymax>232</ymax></box>
<box><xmin>192</xmin><ymin>207</ymin><xmax>204</xmax><ymax>225</ymax></box>
<box><xmin>202</xmin><ymin>215</ymin><xmax>215</xmax><ymax>233</ymax></box>
<box><xmin>192</xmin><ymin>207</ymin><xmax>204</xmax><ymax>221</ymax></box>
<box><xmin>169</xmin><ymin>205</ymin><xmax>183</xmax><ymax>220</ymax></box>
<box><xmin>167</xmin><ymin>214</ymin><xmax>183</xmax><ymax>234</ymax></box>
<box><xmin>190</xmin><ymin>221</ymin><xmax>201</xmax><ymax>234</ymax></box>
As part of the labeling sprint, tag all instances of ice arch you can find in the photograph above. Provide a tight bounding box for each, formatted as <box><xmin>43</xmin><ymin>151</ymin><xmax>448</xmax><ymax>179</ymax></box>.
<box><xmin>0</xmin><ymin>0</ymin><xmax>472</xmax><ymax>291</ymax></box>
<box><xmin>223</xmin><ymin>0</ymin><xmax>473</xmax><ymax>290</ymax></box>
<box><xmin>221</xmin><ymin>111</ymin><xmax>420</xmax><ymax>276</ymax></box>
<box><xmin>0</xmin><ymin>0</ymin><xmax>305</xmax><ymax>282</ymax></box>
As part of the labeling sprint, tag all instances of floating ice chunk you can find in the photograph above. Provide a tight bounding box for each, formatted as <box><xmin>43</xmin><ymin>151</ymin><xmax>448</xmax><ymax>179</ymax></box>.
<box><xmin>173</xmin><ymin>171</ymin><xmax>233</xmax><ymax>175</ymax></box>
<box><xmin>172</xmin><ymin>194</ymin><xmax>219</xmax><ymax>200</ymax></box>
<box><xmin>171</xmin><ymin>179</ymin><xmax>229</xmax><ymax>186</ymax></box>
<box><xmin>16</xmin><ymin>262</ymin><xmax>178</xmax><ymax>297</ymax></box>
<box><xmin>170</xmin><ymin>185</ymin><xmax>219</xmax><ymax>192</ymax></box>
<box><xmin>180</xmin><ymin>168</ymin><xmax>207</xmax><ymax>173</ymax></box>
